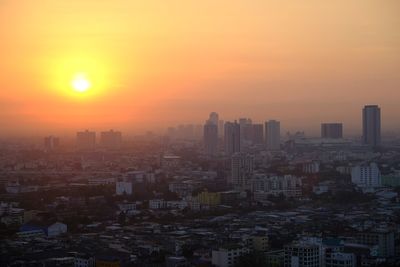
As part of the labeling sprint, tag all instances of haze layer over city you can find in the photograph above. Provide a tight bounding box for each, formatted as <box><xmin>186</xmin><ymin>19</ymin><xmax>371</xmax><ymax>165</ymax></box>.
<box><xmin>1</xmin><ymin>1</ymin><xmax>400</xmax><ymax>267</ymax></box>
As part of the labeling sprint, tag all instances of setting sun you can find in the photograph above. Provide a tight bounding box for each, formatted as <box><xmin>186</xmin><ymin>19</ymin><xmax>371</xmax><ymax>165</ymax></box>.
<box><xmin>71</xmin><ymin>74</ymin><xmax>91</xmax><ymax>93</ymax></box>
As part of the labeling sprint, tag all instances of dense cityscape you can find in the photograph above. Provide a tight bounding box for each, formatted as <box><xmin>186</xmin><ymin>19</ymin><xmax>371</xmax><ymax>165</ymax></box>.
<box><xmin>1</xmin><ymin>105</ymin><xmax>400</xmax><ymax>267</ymax></box>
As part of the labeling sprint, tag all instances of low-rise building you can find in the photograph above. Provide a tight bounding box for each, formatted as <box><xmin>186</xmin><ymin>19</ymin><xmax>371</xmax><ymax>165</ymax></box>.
<box><xmin>19</xmin><ymin>221</ymin><xmax>67</xmax><ymax>237</ymax></box>
<box><xmin>196</xmin><ymin>190</ymin><xmax>221</xmax><ymax>206</ymax></box>
<box><xmin>212</xmin><ymin>245</ymin><xmax>250</xmax><ymax>267</ymax></box>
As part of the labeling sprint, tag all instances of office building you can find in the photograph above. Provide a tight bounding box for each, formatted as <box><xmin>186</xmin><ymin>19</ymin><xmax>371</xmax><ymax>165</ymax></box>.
<box><xmin>224</xmin><ymin>121</ymin><xmax>241</xmax><ymax>156</ymax></box>
<box><xmin>100</xmin><ymin>130</ymin><xmax>122</xmax><ymax>149</ymax></box>
<box><xmin>203</xmin><ymin>121</ymin><xmax>218</xmax><ymax>156</ymax></box>
<box><xmin>321</xmin><ymin>123</ymin><xmax>343</xmax><ymax>139</ymax></box>
<box><xmin>76</xmin><ymin>130</ymin><xmax>96</xmax><ymax>150</ymax></box>
<box><xmin>265</xmin><ymin>120</ymin><xmax>281</xmax><ymax>150</ymax></box>
<box><xmin>362</xmin><ymin>105</ymin><xmax>381</xmax><ymax>147</ymax></box>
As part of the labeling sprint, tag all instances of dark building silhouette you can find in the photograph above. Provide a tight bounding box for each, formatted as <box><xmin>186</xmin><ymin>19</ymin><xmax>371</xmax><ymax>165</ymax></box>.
<box><xmin>362</xmin><ymin>105</ymin><xmax>381</xmax><ymax>147</ymax></box>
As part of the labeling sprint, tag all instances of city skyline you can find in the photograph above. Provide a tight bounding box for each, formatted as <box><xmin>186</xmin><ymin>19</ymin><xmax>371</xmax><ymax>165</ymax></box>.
<box><xmin>0</xmin><ymin>104</ymin><xmax>399</xmax><ymax>139</ymax></box>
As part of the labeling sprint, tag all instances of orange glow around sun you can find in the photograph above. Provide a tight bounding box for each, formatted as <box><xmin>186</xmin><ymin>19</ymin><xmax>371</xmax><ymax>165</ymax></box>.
<box><xmin>49</xmin><ymin>55</ymin><xmax>112</xmax><ymax>99</ymax></box>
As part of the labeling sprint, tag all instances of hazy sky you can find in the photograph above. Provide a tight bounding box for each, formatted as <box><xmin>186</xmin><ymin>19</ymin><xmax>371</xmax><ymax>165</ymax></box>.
<box><xmin>0</xmin><ymin>0</ymin><xmax>399</xmax><ymax>136</ymax></box>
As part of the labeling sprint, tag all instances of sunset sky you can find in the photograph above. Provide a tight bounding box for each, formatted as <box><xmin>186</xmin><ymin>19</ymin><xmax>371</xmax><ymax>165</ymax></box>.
<box><xmin>0</xmin><ymin>0</ymin><xmax>399</xmax><ymax>136</ymax></box>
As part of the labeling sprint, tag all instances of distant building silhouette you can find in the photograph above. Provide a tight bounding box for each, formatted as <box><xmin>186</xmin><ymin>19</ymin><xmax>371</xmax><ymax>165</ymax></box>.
<box><xmin>238</xmin><ymin>118</ymin><xmax>252</xmax><ymax>148</ymax></box>
<box><xmin>203</xmin><ymin>121</ymin><xmax>218</xmax><ymax>156</ymax></box>
<box><xmin>224</xmin><ymin>121</ymin><xmax>241</xmax><ymax>156</ymax></box>
<box><xmin>209</xmin><ymin>112</ymin><xmax>219</xmax><ymax>126</ymax></box>
<box><xmin>218</xmin><ymin>119</ymin><xmax>224</xmax><ymax>137</ymax></box>
<box><xmin>100</xmin><ymin>129</ymin><xmax>122</xmax><ymax>149</ymax></box>
<box><xmin>321</xmin><ymin>123</ymin><xmax>343</xmax><ymax>139</ymax></box>
<box><xmin>252</xmin><ymin>124</ymin><xmax>264</xmax><ymax>145</ymax></box>
<box><xmin>362</xmin><ymin>105</ymin><xmax>381</xmax><ymax>147</ymax></box>
<box><xmin>76</xmin><ymin>130</ymin><xmax>96</xmax><ymax>150</ymax></box>
<box><xmin>265</xmin><ymin>120</ymin><xmax>280</xmax><ymax>150</ymax></box>
<box><xmin>44</xmin><ymin>136</ymin><xmax>60</xmax><ymax>151</ymax></box>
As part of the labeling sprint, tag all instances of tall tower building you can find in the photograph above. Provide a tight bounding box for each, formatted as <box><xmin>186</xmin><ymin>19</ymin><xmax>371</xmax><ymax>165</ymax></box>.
<box><xmin>203</xmin><ymin>121</ymin><xmax>218</xmax><ymax>156</ymax></box>
<box><xmin>362</xmin><ymin>105</ymin><xmax>381</xmax><ymax>147</ymax></box>
<box><xmin>218</xmin><ymin>119</ymin><xmax>225</xmax><ymax>137</ymax></box>
<box><xmin>321</xmin><ymin>123</ymin><xmax>343</xmax><ymax>139</ymax></box>
<box><xmin>224</xmin><ymin>121</ymin><xmax>241</xmax><ymax>156</ymax></box>
<box><xmin>231</xmin><ymin>153</ymin><xmax>254</xmax><ymax>190</ymax></box>
<box><xmin>239</xmin><ymin>118</ymin><xmax>252</xmax><ymax>147</ymax></box>
<box><xmin>100</xmin><ymin>130</ymin><xmax>122</xmax><ymax>149</ymax></box>
<box><xmin>209</xmin><ymin>112</ymin><xmax>219</xmax><ymax>126</ymax></box>
<box><xmin>76</xmin><ymin>130</ymin><xmax>96</xmax><ymax>151</ymax></box>
<box><xmin>252</xmin><ymin>124</ymin><xmax>264</xmax><ymax>145</ymax></box>
<box><xmin>265</xmin><ymin>120</ymin><xmax>281</xmax><ymax>150</ymax></box>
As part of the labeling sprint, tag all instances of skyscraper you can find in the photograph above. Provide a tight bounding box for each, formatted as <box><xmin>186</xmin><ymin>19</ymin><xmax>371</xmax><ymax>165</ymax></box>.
<box><xmin>321</xmin><ymin>123</ymin><xmax>343</xmax><ymax>139</ymax></box>
<box><xmin>209</xmin><ymin>112</ymin><xmax>219</xmax><ymax>126</ymax></box>
<box><xmin>218</xmin><ymin>119</ymin><xmax>224</xmax><ymax>137</ymax></box>
<box><xmin>203</xmin><ymin>121</ymin><xmax>218</xmax><ymax>156</ymax></box>
<box><xmin>239</xmin><ymin>118</ymin><xmax>252</xmax><ymax>147</ymax></box>
<box><xmin>100</xmin><ymin>129</ymin><xmax>122</xmax><ymax>149</ymax></box>
<box><xmin>362</xmin><ymin>105</ymin><xmax>381</xmax><ymax>147</ymax></box>
<box><xmin>252</xmin><ymin>124</ymin><xmax>264</xmax><ymax>145</ymax></box>
<box><xmin>224</xmin><ymin>121</ymin><xmax>241</xmax><ymax>156</ymax></box>
<box><xmin>76</xmin><ymin>130</ymin><xmax>96</xmax><ymax>150</ymax></box>
<box><xmin>265</xmin><ymin>120</ymin><xmax>281</xmax><ymax>150</ymax></box>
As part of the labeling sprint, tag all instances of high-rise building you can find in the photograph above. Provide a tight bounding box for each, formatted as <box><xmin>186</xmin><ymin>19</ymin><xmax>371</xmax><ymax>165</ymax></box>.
<box><xmin>209</xmin><ymin>112</ymin><xmax>219</xmax><ymax>125</ymax></box>
<box><xmin>224</xmin><ymin>121</ymin><xmax>241</xmax><ymax>156</ymax></box>
<box><xmin>76</xmin><ymin>130</ymin><xmax>96</xmax><ymax>150</ymax></box>
<box><xmin>203</xmin><ymin>121</ymin><xmax>218</xmax><ymax>156</ymax></box>
<box><xmin>265</xmin><ymin>120</ymin><xmax>281</xmax><ymax>150</ymax></box>
<box><xmin>321</xmin><ymin>123</ymin><xmax>343</xmax><ymax>139</ymax></box>
<box><xmin>100</xmin><ymin>130</ymin><xmax>122</xmax><ymax>149</ymax></box>
<box><xmin>44</xmin><ymin>136</ymin><xmax>60</xmax><ymax>151</ymax></box>
<box><xmin>218</xmin><ymin>119</ymin><xmax>225</xmax><ymax>137</ymax></box>
<box><xmin>231</xmin><ymin>153</ymin><xmax>254</xmax><ymax>190</ymax></box>
<box><xmin>252</xmin><ymin>124</ymin><xmax>264</xmax><ymax>145</ymax></box>
<box><xmin>242</xmin><ymin>123</ymin><xmax>254</xmax><ymax>144</ymax></box>
<box><xmin>362</xmin><ymin>105</ymin><xmax>381</xmax><ymax>147</ymax></box>
<box><xmin>238</xmin><ymin>118</ymin><xmax>252</xmax><ymax>147</ymax></box>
